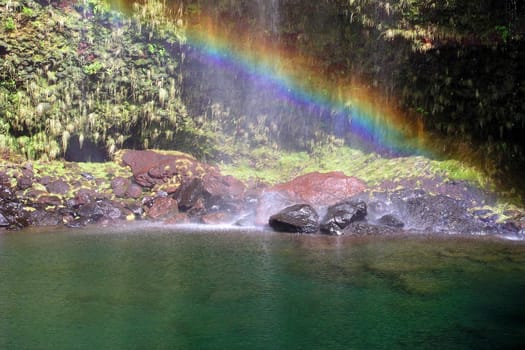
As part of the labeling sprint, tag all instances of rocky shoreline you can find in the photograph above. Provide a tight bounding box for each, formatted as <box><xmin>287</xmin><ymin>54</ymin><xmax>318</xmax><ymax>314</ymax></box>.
<box><xmin>1</xmin><ymin>150</ymin><xmax>524</xmax><ymax>239</ymax></box>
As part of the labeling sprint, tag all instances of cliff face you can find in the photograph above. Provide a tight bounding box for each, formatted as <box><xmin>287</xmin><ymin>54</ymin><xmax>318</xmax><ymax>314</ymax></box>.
<box><xmin>1</xmin><ymin>0</ymin><xmax>524</xmax><ymax>191</ymax></box>
<box><xmin>0</xmin><ymin>0</ymin><xmax>215</xmax><ymax>161</ymax></box>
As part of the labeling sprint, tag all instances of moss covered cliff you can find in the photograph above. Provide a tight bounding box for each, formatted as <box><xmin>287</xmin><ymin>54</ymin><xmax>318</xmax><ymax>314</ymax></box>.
<box><xmin>1</xmin><ymin>0</ymin><xmax>524</xmax><ymax>195</ymax></box>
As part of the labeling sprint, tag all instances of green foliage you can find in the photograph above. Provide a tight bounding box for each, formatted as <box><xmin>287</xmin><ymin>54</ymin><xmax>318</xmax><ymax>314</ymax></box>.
<box><xmin>220</xmin><ymin>138</ymin><xmax>491</xmax><ymax>188</ymax></box>
<box><xmin>83</xmin><ymin>61</ymin><xmax>104</xmax><ymax>75</ymax></box>
<box><xmin>22</xmin><ymin>7</ymin><xmax>34</xmax><ymax>17</ymax></box>
<box><xmin>494</xmin><ymin>25</ymin><xmax>510</xmax><ymax>43</ymax></box>
<box><xmin>87</xmin><ymin>0</ymin><xmax>111</xmax><ymax>15</ymax></box>
<box><xmin>4</xmin><ymin>17</ymin><xmax>15</xmax><ymax>31</ymax></box>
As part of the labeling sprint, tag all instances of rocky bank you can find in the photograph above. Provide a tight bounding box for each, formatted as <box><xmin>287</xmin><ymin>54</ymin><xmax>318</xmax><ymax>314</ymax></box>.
<box><xmin>1</xmin><ymin>150</ymin><xmax>524</xmax><ymax>240</ymax></box>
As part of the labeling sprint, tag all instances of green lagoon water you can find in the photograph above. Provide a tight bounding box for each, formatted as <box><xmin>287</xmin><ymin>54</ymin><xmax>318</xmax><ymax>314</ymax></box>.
<box><xmin>1</xmin><ymin>224</ymin><xmax>524</xmax><ymax>349</ymax></box>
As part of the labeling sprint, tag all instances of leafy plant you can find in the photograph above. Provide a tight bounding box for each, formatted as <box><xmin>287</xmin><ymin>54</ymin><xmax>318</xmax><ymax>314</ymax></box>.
<box><xmin>22</xmin><ymin>7</ymin><xmax>34</xmax><ymax>17</ymax></box>
<box><xmin>494</xmin><ymin>25</ymin><xmax>510</xmax><ymax>43</ymax></box>
<box><xmin>4</xmin><ymin>18</ymin><xmax>15</xmax><ymax>31</ymax></box>
<box><xmin>83</xmin><ymin>61</ymin><xmax>104</xmax><ymax>75</ymax></box>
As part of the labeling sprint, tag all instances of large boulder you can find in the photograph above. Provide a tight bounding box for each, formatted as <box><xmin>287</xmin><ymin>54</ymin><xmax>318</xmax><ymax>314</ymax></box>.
<box><xmin>269</xmin><ymin>204</ymin><xmax>319</xmax><ymax>233</ymax></box>
<box><xmin>121</xmin><ymin>150</ymin><xmax>215</xmax><ymax>188</ymax></box>
<box><xmin>320</xmin><ymin>199</ymin><xmax>367</xmax><ymax>235</ymax></box>
<box><xmin>256</xmin><ymin>171</ymin><xmax>366</xmax><ymax>224</ymax></box>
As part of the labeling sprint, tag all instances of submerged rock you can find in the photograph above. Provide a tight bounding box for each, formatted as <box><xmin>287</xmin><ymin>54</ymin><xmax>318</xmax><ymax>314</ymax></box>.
<box><xmin>269</xmin><ymin>204</ymin><xmax>319</xmax><ymax>233</ymax></box>
<box><xmin>320</xmin><ymin>199</ymin><xmax>367</xmax><ymax>235</ymax></box>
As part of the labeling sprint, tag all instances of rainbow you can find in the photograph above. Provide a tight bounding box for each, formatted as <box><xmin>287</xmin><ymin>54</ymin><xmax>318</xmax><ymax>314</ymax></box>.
<box><xmin>182</xmin><ymin>15</ymin><xmax>430</xmax><ymax>156</ymax></box>
<box><xmin>107</xmin><ymin>0</ymin><xmax>432</xmax><ymax>156</ymax></box>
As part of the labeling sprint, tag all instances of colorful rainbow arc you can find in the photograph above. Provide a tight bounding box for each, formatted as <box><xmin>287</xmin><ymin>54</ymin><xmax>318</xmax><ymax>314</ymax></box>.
<box><xmin>182</xmin><ymin>17</ymin><xmax>431</xmax><ymax>156</ymax></box>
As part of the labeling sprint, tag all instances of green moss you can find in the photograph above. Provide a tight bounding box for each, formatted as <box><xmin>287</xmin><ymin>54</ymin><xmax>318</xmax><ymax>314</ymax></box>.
<box><xmin>431</xmin><ymin>160</ymin><xmax>490</xmax><ymax>189</ymax></box>
<box><xmin>220</xmin><ymin>140</ymin><xmax>493</xmax><ymax>189</ymax></box>
<box><xmin>4</xmin><ymin>17</ymin><xmax>15</xmax><ymax>31</ymax></box>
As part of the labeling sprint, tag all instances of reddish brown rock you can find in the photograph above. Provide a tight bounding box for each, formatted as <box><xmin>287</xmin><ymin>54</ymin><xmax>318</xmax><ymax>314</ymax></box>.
<box><xmin>202</xmin><ymin>173</ymin><xmax>246</xmax><ymax>198</ymax></box>
<box><xmin>145</xmin><ymin>197</ymin><xmax>179</xmax><ymax>219</ymax></box>
<box><xmin>121</xmin><ymin>150</ymin><xmax>216</xmax><ymax>188</ymax></box>
<box><xmin>273</xmin><ymin>171</ymin><xmax>366</xmax><ymax>205</ymax></box>
<box><xmin>256</xmin><ymin>171</ymin><xmax>366</xmax><ymax>224</ymax></box>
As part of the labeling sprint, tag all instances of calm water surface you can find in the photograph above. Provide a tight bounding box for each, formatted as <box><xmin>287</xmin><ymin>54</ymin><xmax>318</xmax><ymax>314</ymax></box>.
<box><xmin>1</xmin><ymin>224</ymin><xmax>524</xmax><ymax>349</ymax></box>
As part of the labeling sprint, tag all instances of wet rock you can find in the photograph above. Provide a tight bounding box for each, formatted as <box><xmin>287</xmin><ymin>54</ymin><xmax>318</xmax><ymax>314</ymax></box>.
<box><xmin>46</xmin><ymin>179</ymin><xmax>69</xmax><ymax>195</ymax></box>
<box><xmin>344</xmin><ymin>222</ymin><xmax>401</xmax><ymax>236</ymax></box>
<box><xmin>257</xmin><ymin>171</ymin><xmax>366</xmax><ymax>224</ymax></box>
<box><xmin>0</xmin><ymin>200</ymin><xmax>29</xmax><ymax>229</ymax></box>
<box><xmin>0</xmin><ymin>212</ymin><xmax>9</xmax><ymax>227</ymax></box>
<box><xmin>164</xmin><ymin>213</ymin><xmax>191</xmax><ymax>224</ymax></box>
<box><xmin>234</xmin><ymin>213</ymin><xmax>256</xmax><ymax>227</ymax></box>
<box><xmin>201</xmin><ymin>212</ymin><xmax>232</xmax><ymax>225</ymax></box>
<box><xmin>269</xmin><ymin>204</ymin><xmax>319</xmax><ymax>233</ymax></box>
<box><xmin>28</xmin><ymin>209</ymin><xmax>63</xmax><ymax>226</ymax></box>
<box><xmin>402</xmin><ymin>194</ymin><xmax>479</xmax><ymax>233</ymax></box>
<box><xmin>378</xmin><ymin>214</ymin><xmax>405</xmax><ymax>228</ymax></box>
<box><xmin>320</xmin><ymin>199</ymin><xmax>367</xmax><ymax>235</ymax></box>
<box><xmin>255</xmin><ymin>190</ymin><xmax>301</xmax><ymax>225</ymax></box>
<box><xmin>111</xmin><ymin>176</ymin><xmax>131</xmax><ymax>198</ymax></box>
<box><xmin>354</xmin><ymin>189</ymin><xmax>491</xmax><ymax>235</ymax></box>
<box><xmin>145</xmin><ymin>197</ymin><xmax>178</xmax><ymax>219</ymax></box>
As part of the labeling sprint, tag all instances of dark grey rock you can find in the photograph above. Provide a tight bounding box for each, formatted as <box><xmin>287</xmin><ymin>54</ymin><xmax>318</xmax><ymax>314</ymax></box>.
<box><xmin>378</xmin><ymin>214</ymin><xmax>405</xmax><ymax>228</ymax></box>
<box><xmin>174</xmin><ymin>178</ymin><xmax>205</xmax><ymax>212</ymax></box>
<box><xmin>269</xmin><ymin>204</ymin><xmax>319</xmax><ymax>233</ymax></box>
<box><xmin>320</xmin><ymin>199</ymin><xmax>367</xmax><ymax>235</ymax></box>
